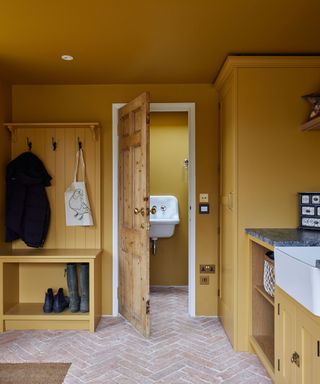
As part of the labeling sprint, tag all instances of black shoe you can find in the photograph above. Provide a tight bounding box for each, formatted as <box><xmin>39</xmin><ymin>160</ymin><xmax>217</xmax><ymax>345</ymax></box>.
<box><xmin>43</xmin><ymin>288</ymin><xmax>54</xmax><ymax>313</ymax></box>
<box><xmin>53</xmin><ymin>288</ymin><xmax>69</xmax><ymax>313</ymax></box>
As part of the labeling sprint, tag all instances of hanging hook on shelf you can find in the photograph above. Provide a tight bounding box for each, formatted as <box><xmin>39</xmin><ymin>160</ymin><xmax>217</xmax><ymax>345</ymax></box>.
<box><xmin>26</xmin><ymin>137</ymin><xmax>32</xmax><ymax>151</ymax></box>
<box><xmin>77</xmin><ymin>137</ymin><xmax>83</xmax><ymax>150</ymax></box>
<box><xmin>52</xmin><ymin>137</ymin><xmax>57</xmax><ymax>151</ymax></box>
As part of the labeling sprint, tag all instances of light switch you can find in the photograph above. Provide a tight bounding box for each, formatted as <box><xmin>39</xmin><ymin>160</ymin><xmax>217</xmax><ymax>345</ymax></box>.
<box><xmin>199</xmin><ymin>193</ymin><xmax>209</xmax><ymax>203</ymax></box>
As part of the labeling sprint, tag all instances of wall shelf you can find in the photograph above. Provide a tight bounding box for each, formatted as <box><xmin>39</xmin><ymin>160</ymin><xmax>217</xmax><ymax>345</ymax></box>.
<box><xmin>300</xmin><ymin>116</ymin><xmax>320</xmax><ymax>131</ymax></box>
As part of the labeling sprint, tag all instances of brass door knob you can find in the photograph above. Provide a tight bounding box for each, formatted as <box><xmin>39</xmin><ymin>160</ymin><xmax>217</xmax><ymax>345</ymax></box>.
<box><xmin>146</xmin><ymin>206</ymin><xmax>157</xmax><ymax>216</ymax></box>
<box><xmin>134</xmin><ymin>208</ymin><xmax>145</xmax><ymax>216</ymax></box>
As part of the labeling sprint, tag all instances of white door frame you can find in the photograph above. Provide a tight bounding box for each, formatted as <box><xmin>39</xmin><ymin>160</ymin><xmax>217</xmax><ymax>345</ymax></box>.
<box><xmin>112</xmin><ymin>102</ymin><xmax>196</xmax><ymax>317</ymax></box>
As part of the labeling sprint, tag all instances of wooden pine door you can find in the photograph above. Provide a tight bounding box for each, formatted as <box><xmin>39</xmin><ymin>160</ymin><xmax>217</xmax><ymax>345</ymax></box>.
<box><xmin>118</xmin><ymin>92</ymin><xmax>151</xmax><ymax>337</ymax></box>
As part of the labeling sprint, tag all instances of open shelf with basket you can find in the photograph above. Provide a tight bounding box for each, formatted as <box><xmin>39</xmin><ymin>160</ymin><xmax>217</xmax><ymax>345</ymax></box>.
<box><xmin>248</xmin><ymin>235</ymin><xmax>275</xmax><ymax>381</ymax></box>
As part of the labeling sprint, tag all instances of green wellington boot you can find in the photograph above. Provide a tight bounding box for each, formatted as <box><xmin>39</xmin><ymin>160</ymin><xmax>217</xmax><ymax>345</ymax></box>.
<box><xmin>80</xmin><ymin>263</ymin><xmax>89</xmax><ymax>313</ymax></box>
<box><xmin>66</xmin><ymin>263</ymin><xmax>80</xmax><ymax>312</ymax></box>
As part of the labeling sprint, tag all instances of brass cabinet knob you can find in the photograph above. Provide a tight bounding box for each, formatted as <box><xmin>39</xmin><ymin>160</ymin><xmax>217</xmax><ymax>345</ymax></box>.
<box><xmin>291</xmin><ymin>352</ymin><xmax>300</xmax><ymax>367</ymax></box>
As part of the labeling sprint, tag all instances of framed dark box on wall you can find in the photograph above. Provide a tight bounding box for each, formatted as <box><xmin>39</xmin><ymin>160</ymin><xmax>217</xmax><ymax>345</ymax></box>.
<box><xmin>299</xmin><ymin>192</ymin><xmax>320</xmax><ymax>230</ymax></box>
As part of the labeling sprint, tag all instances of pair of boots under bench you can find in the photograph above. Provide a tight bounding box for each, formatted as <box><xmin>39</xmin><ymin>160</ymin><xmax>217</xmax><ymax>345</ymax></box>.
<box><xmin>43</xmin><ymin>288</ymin><xmax>69</xmax><ymax>313</ymax></box>
<box><xmin>67</xmin><ymin>263</ymin><xmax>89</xmax><ymax>313</ymax></box>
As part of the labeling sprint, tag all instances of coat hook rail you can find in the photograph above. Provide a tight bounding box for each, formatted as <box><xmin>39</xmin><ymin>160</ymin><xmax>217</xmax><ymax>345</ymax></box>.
<box><xmin>78</xmin><ymin>137</ymin><xmax>83</xmax><ymax>150</ymax></box>
<box><xmin>26</xmin><ymin>137</ymin><xmax>32</xmax><ymax>151</ymax></box>
<box><xmin>52</xmin><ymin>137</ymin><xmax>57</xmax><ymax>151</ymax></box>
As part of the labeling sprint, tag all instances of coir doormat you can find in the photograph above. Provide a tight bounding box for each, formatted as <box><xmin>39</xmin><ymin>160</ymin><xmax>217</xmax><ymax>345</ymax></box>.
<box><xmin>0</xmin><ymin>363</ymin><xmax>71</xmax><ymax>384</ymax></box>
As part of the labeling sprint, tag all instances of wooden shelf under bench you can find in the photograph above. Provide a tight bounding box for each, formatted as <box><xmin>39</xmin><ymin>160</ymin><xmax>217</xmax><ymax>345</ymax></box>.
<box><xmin>0</xmin><ymin>249</ymin><xmax>102</xmax><ymax>332</ymax></box>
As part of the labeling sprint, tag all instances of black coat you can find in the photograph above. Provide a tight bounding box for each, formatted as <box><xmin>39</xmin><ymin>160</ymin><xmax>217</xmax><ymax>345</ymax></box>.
<box><xmin>6</xmin><ymin>152</ymin><xmax>52</xmax><ymax>248</ymax></box>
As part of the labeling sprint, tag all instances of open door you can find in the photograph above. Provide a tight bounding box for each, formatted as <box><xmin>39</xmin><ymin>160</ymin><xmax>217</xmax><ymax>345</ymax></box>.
<box><xmin>118</xmin><ymin>92</ymin><xmax>151</xmax><ymax>337</ymax></box>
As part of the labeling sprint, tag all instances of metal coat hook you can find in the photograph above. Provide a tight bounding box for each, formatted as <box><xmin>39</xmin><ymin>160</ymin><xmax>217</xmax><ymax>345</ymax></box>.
<box><xmin>77</xmin><ymin>137</ymin><xmax>83</xmax><ymax>150</ymax></box>
<box><xmin>26</xmin><ymin>137</ymin><xmax>32</xmax><ymax>151</ymax></box>
<box><xmin>52</xmin><ymin>137</ymin><xmax>57</xmax><ymax>151</ymax></box>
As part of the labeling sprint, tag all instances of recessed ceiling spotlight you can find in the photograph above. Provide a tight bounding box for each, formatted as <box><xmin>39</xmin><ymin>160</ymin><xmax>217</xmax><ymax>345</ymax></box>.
<box><xmin>61</xmin><ymin>55</ymin><xmax>74</xmax><ymax>61</ymax></box>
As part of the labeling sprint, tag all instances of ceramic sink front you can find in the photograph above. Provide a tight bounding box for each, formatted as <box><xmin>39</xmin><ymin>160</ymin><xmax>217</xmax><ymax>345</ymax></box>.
<box><xmin>275</xmin><ymin>246</ymin><xmax>320</xmax><ymax>316</ymax></box>
<box><xmin>149</xmin><ymin>195</ymin><xmax>180</xmax><ymax>240</ymax></box>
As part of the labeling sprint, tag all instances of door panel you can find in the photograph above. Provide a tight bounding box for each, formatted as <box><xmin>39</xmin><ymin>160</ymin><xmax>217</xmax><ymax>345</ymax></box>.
<box><xmin>118</xmin><ymin>92</ymin><xmax>150</xmax><ymax>337</ymax></box>
<box><xmin>296</xmin><ymin>307</ymin><xmax>320</xmax><ymax>384</ymax></box>
<box><xmin>275</xmin><ymin>288</ymin><xmax>297</xmax><ymax>384</ymax></box>
<box><xmin>219</xmin><ymin>83</ymin><xmax>236</xmax><ymax>346</ymax></box>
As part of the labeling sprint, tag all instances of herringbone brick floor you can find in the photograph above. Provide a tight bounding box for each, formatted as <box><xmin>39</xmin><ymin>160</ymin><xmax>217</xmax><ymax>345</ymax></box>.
<box><xmin>0</xmin><ymin>286</ymin><xmax>271</xmax><ymax>383</ymax></box>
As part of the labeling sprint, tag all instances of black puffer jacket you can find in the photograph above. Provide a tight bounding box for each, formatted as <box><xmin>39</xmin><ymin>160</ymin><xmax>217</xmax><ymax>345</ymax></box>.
<box><xmin>6</xmin><ymin>152</ymin><xmax>52</xmax><ymax>248</ymax></box>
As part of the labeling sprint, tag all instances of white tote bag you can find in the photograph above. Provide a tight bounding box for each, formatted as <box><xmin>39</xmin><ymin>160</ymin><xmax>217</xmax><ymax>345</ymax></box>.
<box><xmin>65</xmin><ymin>149</ymin><xmax>94</xmax><ymax>226</ymax></box>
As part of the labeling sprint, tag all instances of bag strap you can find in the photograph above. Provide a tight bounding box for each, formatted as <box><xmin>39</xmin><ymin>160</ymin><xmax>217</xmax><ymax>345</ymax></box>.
<box><xmin>73</xmin><ymin>149</ymin><xmax>86</xmax><ymax>182</ymax></box>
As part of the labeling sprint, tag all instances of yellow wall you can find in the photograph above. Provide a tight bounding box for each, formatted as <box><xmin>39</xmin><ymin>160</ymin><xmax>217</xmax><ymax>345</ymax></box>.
<box><xmin>0</xmin><ymin>81</ymin><xmax>11</xmax><ymax>249</ymax></box>
<box><xmin>150</xmin><ymin>112</ymin><xmax>188</xmax><ymax>286</ymax></box>
<box><xmin>12</xmin><ymin>84</ymin><xmax>219</xmax><ymax>315</ymax></box>
<box><xmin>236</xmin><ymin>66</ymin><xmax>320</xmax><ymax>350</ymax></box>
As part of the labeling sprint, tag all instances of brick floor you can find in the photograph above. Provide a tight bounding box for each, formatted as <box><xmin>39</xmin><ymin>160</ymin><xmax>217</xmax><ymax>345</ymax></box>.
<box><xmin>0</xmin><ymin>286</ymin><xmax>271</xmax><ymax>383</ymax></box>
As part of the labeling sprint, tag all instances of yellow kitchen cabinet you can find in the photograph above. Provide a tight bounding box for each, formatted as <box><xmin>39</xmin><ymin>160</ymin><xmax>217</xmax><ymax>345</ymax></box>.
<box><xmin>218</xmin><ymin>72</ymin><xmax>237</xmax><ymax>346</ymax></box>
<box><xmin>275</xmin><ymin>287</ymin><xmax>296</xmax><ymax>384</ymax></box>
<box><xmin>215</xmin><ymin>56</ymin><xmax>320</xmax><ymax>352</ymax></box>
<box><xmin>275</xmin><ymin>287</ymin><xmax>320</xmax><ymax>384</ymax></box>
<box><xmin>296</xmin><ymin>305</ymin><xmax>320</xmax><ymax>383</ymax></box>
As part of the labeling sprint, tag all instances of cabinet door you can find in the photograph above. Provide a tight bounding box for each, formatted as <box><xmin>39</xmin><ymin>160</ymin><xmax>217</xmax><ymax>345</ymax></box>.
<box><xmin>296</xmin><ymin>307</ymin><xmax>320</xmax><ymax>384</ymax></box>
<box><xmin>219</xmin><ymin>82</ymin><xmax>236</xmax><ymax>346</ymax></box>
<box><xmin>275</xmin><ymin>289</ymin><xmax>297</xmax><ymax>384</ymax></box>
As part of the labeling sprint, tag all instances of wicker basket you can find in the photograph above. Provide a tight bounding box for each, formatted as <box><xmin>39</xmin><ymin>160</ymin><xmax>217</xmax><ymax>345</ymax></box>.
<box><xmin>263</xmin><ymin>256</ymin><xmax>275</xmax><ymax>297</ymax></box>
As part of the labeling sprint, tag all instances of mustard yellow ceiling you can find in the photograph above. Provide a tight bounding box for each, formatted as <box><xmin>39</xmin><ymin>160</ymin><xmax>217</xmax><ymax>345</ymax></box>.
<box><xmin>1</xmin><ymin>0</ymin><xmax>320</xmax><ymax>84</ymax></box>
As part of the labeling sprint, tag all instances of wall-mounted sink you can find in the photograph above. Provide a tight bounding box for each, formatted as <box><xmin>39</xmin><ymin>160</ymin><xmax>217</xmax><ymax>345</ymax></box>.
<box><xmin>275</xmin><ymin>246</ymin><xmax>320</xmax><ymax>316</ymax></box>
<box><xmin>149</xmin><ymin>195</ymin><xmax>180</xmax><ymax>240</ymax></box>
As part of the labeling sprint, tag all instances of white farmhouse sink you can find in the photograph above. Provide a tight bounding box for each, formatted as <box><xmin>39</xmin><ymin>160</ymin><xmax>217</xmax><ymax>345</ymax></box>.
<box><xmin>275</xmin><ymin>246</ymin><xmax>320</xmax><ymax>316</ymax></box>
<box><xmin>149</xmin><ymin>195</ymin><xmax>180</xmax><ymax>240</ymax></box>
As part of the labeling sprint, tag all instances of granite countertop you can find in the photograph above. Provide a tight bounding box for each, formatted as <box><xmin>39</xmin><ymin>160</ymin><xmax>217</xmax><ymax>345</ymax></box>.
<box><xmin>245</xmin><ymin>228</ymin><xmax>320</xmax><ymax>247</ymax></box>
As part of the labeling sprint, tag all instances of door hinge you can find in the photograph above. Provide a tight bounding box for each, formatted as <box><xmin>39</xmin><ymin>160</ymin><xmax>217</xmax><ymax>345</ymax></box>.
<box><xmin>317</xmin><ymin>341</ymin><xmax>320</xmax><ymax>357</ymax></box>
<box><xmin>217</xmin><ymin>227</ymin><xmax>220</xmax><ymax>235</ymax></box>
<box><xmin>277</xmin><ymin>359</ymin><xmax>280</xmax><ymax>371</ymax></box>
<box><xmin>278</xmin><ymin>303</ymin><xmax>280</xmax><ymax>315</ymax></box>
<box><xmin>146</xmin><ymin>299</ymin><xmax>150</xmax><ymax>314</ymax></box>
<box><xmin>218</xmin><ymin>289</ymin><xmax>220</xmax><ymax>297</ymax></box>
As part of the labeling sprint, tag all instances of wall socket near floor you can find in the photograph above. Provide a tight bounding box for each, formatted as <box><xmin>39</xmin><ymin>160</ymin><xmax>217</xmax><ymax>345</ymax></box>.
<box><xmin>200</xmin><ymin>275</ymin><xmax>210</xmax><ymax>285</ymax></box>
<box><xmin>200</xmin><ymin>264</ymin><xmax>215</xmax><ymax>273</ymax></box>
<box><xmin>199</xmin><ymin>193</ymin><xmax>209</xmax><ymax>203</ymax></box>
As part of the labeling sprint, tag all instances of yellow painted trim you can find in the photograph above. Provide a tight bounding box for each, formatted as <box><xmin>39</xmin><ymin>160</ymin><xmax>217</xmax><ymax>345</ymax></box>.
<box><xmin>247</xmin><ymin>235</ymin><xmax>274</xmax><ymax>251</ymax></box>
<box><xmin>249</xmin><ymin>336</ymin><xmax>275</xmax><ymax>383</ymax></box>
<box><xmin>214</xmin><ymin>56</ymin><xmax>320</xmax><ymax>90</ymax></box>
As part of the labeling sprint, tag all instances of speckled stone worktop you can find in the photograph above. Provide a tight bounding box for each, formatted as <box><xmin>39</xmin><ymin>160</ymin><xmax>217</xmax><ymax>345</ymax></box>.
<box><xmin>246</xmin><ymin>228</ymin><xmax>320</xmax><ymax>247</ymax></box>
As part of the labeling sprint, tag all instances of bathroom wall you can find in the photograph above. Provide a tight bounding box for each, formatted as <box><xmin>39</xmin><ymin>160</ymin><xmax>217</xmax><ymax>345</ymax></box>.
<box><xmin>150</xmin><ymin>112</ymin><xmax>188</xmax><ymax>286</ymax></box>
<box><xmin>0</xmin><ymin>81</ymin><xmax>11</xmax><ymax>249</ymax></box>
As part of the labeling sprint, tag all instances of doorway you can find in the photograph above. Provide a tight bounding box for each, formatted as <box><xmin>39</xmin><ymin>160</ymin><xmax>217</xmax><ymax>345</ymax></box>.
<box><xmin>112</xmin><ymin>102</ymin><xmax>196</xmax><ymax>322</ymax></box>
<box><xmin>149</xmin><ymin>112</ymin><xmax>188</xmax><ymax>289</ymax></box>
